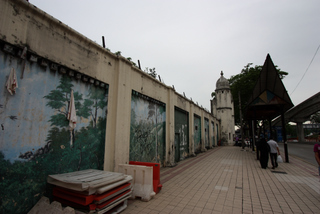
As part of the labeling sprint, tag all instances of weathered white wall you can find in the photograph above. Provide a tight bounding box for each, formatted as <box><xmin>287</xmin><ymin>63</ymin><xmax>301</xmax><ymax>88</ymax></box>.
<box><xmin>0</xmin><ymin>0</ymin><xmax>220</xmax><ymax>171</ymax></box>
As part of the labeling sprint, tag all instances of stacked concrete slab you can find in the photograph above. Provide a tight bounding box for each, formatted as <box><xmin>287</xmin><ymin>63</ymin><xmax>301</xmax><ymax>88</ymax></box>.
<box><xmin>47</xmin><ymin>169</ymin><xmax>132</xmax><ymax>213</ymax></box>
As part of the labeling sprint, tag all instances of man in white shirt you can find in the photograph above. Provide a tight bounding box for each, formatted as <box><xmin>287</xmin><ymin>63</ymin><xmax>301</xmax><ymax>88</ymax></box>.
<box><xmin>267</xmin><ymin>137</ymin><xmax>280</xmax><ymax>169</ymax></box>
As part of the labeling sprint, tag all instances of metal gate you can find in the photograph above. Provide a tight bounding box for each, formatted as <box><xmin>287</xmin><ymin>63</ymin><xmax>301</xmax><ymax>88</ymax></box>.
<box><xmin>174</xmin><ymin>107</ymin><xmax>189</xmax><ymax>162</ymax></box>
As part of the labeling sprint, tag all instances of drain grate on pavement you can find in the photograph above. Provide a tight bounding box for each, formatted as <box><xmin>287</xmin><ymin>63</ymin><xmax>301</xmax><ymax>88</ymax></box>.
<box><xmin>271</xmin><ymin>171</ymin><xmax>287</xmax><ymax>174</ymax></box>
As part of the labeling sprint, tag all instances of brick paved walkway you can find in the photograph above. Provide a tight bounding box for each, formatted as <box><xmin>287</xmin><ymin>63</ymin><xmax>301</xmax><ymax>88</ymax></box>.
<box><xmin>121</xmin><ymin>146</ymin><xmax>320</xmax><ymax>214</ymax></box>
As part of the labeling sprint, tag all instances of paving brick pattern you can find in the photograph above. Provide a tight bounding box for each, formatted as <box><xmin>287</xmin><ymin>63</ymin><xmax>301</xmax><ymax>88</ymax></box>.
<box><xmin>121</xmin><ymin>146</ymin><xmax>320</xmax><ymax>214</ymax></box>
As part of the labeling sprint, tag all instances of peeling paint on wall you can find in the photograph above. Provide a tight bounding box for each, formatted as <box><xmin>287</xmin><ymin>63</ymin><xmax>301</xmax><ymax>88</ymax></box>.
<box><xmin>130</xmin><ymin>91</ymin><xmax>166</xmax><ymax>165</ymax></box>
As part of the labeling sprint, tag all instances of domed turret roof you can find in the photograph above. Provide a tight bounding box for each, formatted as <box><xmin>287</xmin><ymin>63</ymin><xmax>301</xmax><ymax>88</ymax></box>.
<box><xmin>216</xmin><ymin>71</ymin><xmax>230</xmax><ymax>90</ymax></box>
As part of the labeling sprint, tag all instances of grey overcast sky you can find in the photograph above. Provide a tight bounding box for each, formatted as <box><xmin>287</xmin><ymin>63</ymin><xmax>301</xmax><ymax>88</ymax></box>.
<box><xmin>30</xmin><ymin>0</ymin><xmax>320</xmax><ymax>110</ymax></box>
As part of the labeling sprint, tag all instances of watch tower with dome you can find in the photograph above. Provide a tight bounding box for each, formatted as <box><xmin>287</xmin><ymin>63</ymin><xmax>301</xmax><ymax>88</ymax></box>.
<box><xmin>211</xmin><ymin>71</ymin><xmax>235</xmax><ymax>145</ymax></box>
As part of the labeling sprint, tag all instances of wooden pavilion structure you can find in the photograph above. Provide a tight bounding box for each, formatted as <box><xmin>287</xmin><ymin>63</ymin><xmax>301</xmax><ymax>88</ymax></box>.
<box><xmin>245</xmin><ymin>54</ymin><xmax>294</xmax><ymax>162</ymax></box>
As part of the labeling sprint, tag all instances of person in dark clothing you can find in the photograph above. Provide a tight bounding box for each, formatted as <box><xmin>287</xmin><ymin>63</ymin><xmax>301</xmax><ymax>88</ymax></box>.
<box><xmin>259</xmin><ymin>138</ymin><xmax>270</xmax><ymax>169</ymax></box>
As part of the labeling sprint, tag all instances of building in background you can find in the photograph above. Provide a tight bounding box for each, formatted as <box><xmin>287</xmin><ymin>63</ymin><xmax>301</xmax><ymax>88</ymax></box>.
<box><xmin>212</xmin><ymin>71</ymin><xmax>235</xmax><ymax>145</ymax></box>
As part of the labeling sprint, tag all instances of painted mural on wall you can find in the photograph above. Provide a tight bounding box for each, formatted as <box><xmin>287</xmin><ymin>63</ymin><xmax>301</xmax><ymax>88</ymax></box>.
<box><xmin>205</xmin><ymin>118</ymin><xmax>209</xmax><ymax>148</ymax></box>
<box><xmin>216</xmin><ymin>124</ymin><xmax>219</xmax><ymax>145</ymax></box>
<box><xmin>0</xmin><ymin>51</ymin><xmax>108</xmax><ymax>214</ymax></box>
<box><xmin>174</xmin><ymin>107</ymin><xmax>189</xmax><ymax>162</ymax></box>
<box><xmin>130</xmin><ymin>91</ymin><xmax>166</xmax><ymax>165</ymax></box>
<box><xmin>194</xmin><ymin>114</ymin><xmax>201</xmax><ymax>153</ymax></box>
<box><xmin>211</xmin><ymin>121</ymin><xmax>216</xmax><ymax>146</ymax></box>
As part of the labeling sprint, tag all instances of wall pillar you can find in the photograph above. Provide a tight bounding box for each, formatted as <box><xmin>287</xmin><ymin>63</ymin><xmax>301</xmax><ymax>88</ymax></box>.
<box><xmin>209</xmin><ymin>120</ymin><xmax>213</xmax><ymax>147</ymax></box>
<box><xmin>104</xmin><ymin>60</ymin><xmax>132</xmax><ymax>172</ymax></box>
<box><xmin>189</xmin><ymin>104</ymin><xmax>195</xmax><ymax>155</ymax></box>
<box><xmin>166</xmin><ymin>88</ymin><xmax>175</xmax><ymax>166</ymax></box>
<box><xmin>296</xmin><ymin>122</ymin><xmax>305</xmax><ymax>142</ymax></box>
<box><xmin>200</xmin><ymin>111</ymin><xmax>206</xmax><ymax>152</ymax></box>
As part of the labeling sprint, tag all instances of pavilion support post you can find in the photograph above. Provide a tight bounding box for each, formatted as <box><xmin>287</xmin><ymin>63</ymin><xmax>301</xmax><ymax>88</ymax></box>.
<box><xmin>268</xmin><ymin>119</ymin><xmax>272</xmax><ymax>139</ymax></box>
<box><xmin>281</xmin><ymin>112</ymin><xmax>289</xmax><ymax>163</ymax></box>
<box><xmin>251</xmin><ymin>120</ymin><xmax>255</xmax><ymax>152</ymax></box>
<box><xmin>255</xmin><ymin>120</ymin><xmax>260</xmax><ymax>160</ymax></box>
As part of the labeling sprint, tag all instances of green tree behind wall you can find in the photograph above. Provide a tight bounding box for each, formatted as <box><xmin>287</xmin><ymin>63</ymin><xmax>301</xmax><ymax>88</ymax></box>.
<box><xmin>228</xmin><ymin>63</ymin><xmax>288</xmax><ymax>127</ymax></box>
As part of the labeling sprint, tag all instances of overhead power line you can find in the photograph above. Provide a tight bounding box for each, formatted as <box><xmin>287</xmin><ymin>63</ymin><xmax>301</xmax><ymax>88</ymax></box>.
<box><xmin>290</xmin><ymin>44</ymin><xmax>320</xmax><ymax>96</ymax></box>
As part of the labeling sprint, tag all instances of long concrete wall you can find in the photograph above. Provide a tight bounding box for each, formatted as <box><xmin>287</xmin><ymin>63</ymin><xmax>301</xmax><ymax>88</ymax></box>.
<box><xmin>0</xmin><ymin>1</ymin><xmax>222</xmax><ymax>212</ymax></box>
<box><xmin>0</xmin><ymin>0</ymin><xmax>220</xmax><ymax>171</ymax></box>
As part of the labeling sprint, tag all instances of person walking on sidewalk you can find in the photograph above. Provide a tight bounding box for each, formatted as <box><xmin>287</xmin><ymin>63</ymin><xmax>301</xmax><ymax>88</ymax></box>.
<box><xmin>267</xmin><ymin>137</ymin><xmax>280</xmax><ymax>169</ymax></box>
<box><xmin>314</xmin><ymin>138</ymin><xmax>320</xmax><ymax>180</ymax></box>
<box><xmin>235</xmin><ymin>136</ymin><xmax>239</xmax><ymax>146</ymax></box>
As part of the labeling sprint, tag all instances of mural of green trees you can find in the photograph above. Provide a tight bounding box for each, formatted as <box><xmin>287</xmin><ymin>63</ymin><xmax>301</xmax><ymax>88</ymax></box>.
<box><xmin>205</xmin><ymin>118</ymin><xmax>209</xmax><ymax>148</ymax></box>
<box><xmin>0</xmin><ymin>74</ymin><xmax>108</xmax><ymax>214</ymax></box>
<box><xmin>130</xmin><ymin>91</ymin><xmax>166</xmax><ymax>165</ymax></box>
<box><xmin>42</xmin><ymin>75</ymin><xmax>107</xmax><ymax>172</ymax></box>
<box><xmin>194</xmin><ymin>115</ymin><xmax>201</xmax><ymax>153</ymax></box>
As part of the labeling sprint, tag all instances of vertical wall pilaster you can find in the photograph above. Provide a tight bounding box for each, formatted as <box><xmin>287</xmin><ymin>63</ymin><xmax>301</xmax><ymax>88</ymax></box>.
<box><xmin>201</xmin><ymin>111</ymin><xmax>206</xmax><ymax>151</ymax></box>
<box><xmin>296</xmin><ymin>122</ymin><xmax>305</xmax><ymax>142</ymax></box>
<box><xmin>166</xmin><ymin>88</ymin><xmax>175</xmax><ymax>166</ymax></box>
<box><xmin>104</xmin><ymin>60</ymin><xmax>132</xmax><ymax>172</ymax></box>
<box><xmin>189</xmin><ymin>103</ymin><xmax>195</xmax><ymax>155</ymax></box>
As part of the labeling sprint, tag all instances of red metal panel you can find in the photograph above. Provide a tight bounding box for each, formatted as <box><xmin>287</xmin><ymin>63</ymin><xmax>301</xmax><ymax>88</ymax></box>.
<box><xmin>52</xmin><ymin>182</ymin><xmax>131</xmax><ymax>206</ymax></box>
<box><xmin>53</xmin><ymin>187</ymin><xmax>94</xmax><ymax>205</ymax></box>
<box><xmin>53</xmin><ymin>197</ymin><xmax>97</xmax><ymax>211</ymax></box>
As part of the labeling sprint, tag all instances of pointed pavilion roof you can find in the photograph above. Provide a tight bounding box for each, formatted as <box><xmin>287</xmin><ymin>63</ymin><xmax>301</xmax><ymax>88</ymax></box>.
<box><xmin>245</xmin><ymin>54</ymin><xmax>294</xmax><ymax>120</ymax></box>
